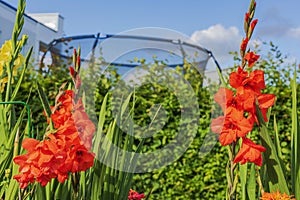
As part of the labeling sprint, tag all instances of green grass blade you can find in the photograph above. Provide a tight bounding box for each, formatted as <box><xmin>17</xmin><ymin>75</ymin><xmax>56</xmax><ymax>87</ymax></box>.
<box><xmin>34</xmin><ymin>184</ymin><xmax>47</xmax><ymax>200</ymax></box>
<box><xmin>91</xmin><ymin>94</ymin><xmax>109</xmax><ymax>199</ymax></box>
<box><xmin>273</xmin><ymin>115</ymin><xmax>286</xmax><ymax>176</ymax></box>
<box><xmin>36</xmin><ymin>82</ymin><xmax>52</xmax><ymax>118</ymax></box>
<box><xmin>4</xmin><ymin>180</ymin><xmax>19</xmax><ymax>200</ymax></box>
<box><xmin>246</xmin><ymin>164</ymin><xmax>256</xmax><ymax>200</ymax></box>
<box><xmin>291</xmin><ymin>66</ymin><xmax>300</xmax><ymax>199</ymax></box>
<box><xmin>273</xmin><ymin>115</ymin><xmax>282</xmax><ymax>159</ymax></box>
<box><xmin>239</xmin><ymin>163</ymin><xmax>247</xmax><ymax>200</ymax></box>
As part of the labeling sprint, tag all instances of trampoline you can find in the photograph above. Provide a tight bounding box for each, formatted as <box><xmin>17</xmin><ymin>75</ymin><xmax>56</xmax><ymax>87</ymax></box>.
<box><xmin>39</xmin><ymin>30</ymin><xmax>221</xmax><ymax>76</ymax></box>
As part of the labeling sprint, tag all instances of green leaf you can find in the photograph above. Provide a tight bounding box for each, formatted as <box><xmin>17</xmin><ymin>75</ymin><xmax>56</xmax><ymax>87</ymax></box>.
<box><xmin>257</xmin><ymin>104</ymin><xmax>290</xmax><ymax>194</ymax></box>
<box><xmin>239</xmin><ymin>163</ymin><xmax>247</xmax><ymax>200</ymax></box>
<box><xmin>36</xmin><ymin>82</ymin><xmax>54</xmax><ymax>132</ymax></box>
<box><xmin>9</xmin><ymin>47</ymin><xmax>33</xmax><ymax>104</ymax></box>
<box><xmin>246</xmin><ymin>164</ymin><xmax>256</xmax><ymax>200</ymax></box>
<box><xmin>36</xmin><ymin>82</ymin><xmax>52</xmax><ymax>119</ymax></box>
<box><xmin>273</xmin><ymin>115</ymin><xmax>286</xmax><ymax>175</ymax></box>
<box><xmin>4</xmin><ymin>180</ymin><xmax>19</xmax><ymax>200</ymax></box>
<box><xmin>34</xmin><ymin>184</ymin><xmax>47</xmax><ymax>200</ymax></box>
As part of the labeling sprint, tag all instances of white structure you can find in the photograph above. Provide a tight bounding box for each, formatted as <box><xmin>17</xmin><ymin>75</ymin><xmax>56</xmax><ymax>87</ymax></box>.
<box><xmin>0</xmin><ymin>0</ymin><xmax>64</xmax><ymax>61</ymax></box>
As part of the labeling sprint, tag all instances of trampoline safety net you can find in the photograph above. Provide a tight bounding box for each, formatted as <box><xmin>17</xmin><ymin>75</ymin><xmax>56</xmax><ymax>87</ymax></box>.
<box><xmin>40</xmin><ymin>32</ymin><xmax>218</xmax><ymax>77</ymax></box>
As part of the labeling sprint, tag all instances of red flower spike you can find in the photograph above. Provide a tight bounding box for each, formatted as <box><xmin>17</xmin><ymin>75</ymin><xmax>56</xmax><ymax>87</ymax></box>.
<box><xmin>234</xmin><ymin>137</ymin><xmax>266</xmax><ymax>166</ymax></box>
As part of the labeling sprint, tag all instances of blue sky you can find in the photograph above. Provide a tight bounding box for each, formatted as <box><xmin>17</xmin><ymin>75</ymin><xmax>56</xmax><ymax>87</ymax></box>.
<box><xmin>7</xmin><ymin>0</ymin><xmax>300</xmax><ymax>70</ymax></box>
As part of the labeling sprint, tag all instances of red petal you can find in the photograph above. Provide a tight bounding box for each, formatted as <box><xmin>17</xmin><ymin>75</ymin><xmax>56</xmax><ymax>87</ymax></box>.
<box><xmin>22</xmin><ymin>138</ymin><xmax>39</xmax><ymax>152</ymax></box>
<box><xmin>258</xmin><ymin>94</ymin><xmax>276</xmax><ymax>109</ymax></box>
<box><xmin>211</xmin><ymin>116</ymin><xmax>225</xmax><ymax>133</ymax></box>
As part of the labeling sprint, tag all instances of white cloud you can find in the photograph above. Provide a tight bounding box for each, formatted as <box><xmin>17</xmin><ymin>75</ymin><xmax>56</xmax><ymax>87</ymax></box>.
<box><xmin>287</xmin><ymin>27</ymin><xmax>300</xmax><ymax>38</ymax></box>
<box><xmin>190</xmin><ymin>24</ymin><xmax>242</xmax><ymax>68</ymax></box>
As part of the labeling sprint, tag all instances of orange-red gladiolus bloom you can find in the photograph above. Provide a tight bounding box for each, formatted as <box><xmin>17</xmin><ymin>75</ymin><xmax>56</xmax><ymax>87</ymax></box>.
<box><xmin>234</xmin><ymin>137</ymin><xmax>266</xmax><ymax>166</ymax></box>
<box><xmin>244</xmin><ymin>51</ymin><xmax>260</xmax><ymax>67</ymax></box>
<box><xmin>14</xmin><ymin>89</ymin><xmax>95</xmax><ymax>188</ymax></box>
<box><xmin>211</xmin><ymin>108</ymin><xmax>253</xmax><ymax>146</ymax></box>
<box><xmin>261</xmin><ymin>191</ymin><xmax>296</xmax><ymax>200</ymax></box>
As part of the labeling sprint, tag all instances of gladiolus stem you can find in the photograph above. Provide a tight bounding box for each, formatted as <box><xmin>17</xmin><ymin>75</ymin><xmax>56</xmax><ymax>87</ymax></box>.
<box><xmin>231</xmin><ymin>142</ymin><xmax>236</xmax><ymax>199</ymax></box>
<box><xmin>257</xmin><ymin>167</ymin><xmax>265</xmax><ymax>194</ymax></box>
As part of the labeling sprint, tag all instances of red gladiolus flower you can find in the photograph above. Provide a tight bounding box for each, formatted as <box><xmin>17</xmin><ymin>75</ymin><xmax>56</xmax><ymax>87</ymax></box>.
<box><xmin>244</xmin><ymin>51</ymin><xmax>260</xmax><ymax>67</ymax></box>
<box><xmin>210</xmin><ymin>0</ymin><xmax>275</xmax><ymax>169</ymax></box>
<box><xmin>73</xmin><ymin>110</ymin><xmax>95</xmax><ymax>149</ymax></box>
<box><xmin>14</xmin><ymin>88</ymin><xmax>95</xmax><ymax>188</ymax></box>
<box><xmin>234</xmin><ymin>137</ymin><xmax>266</xmax><ymax>166</ymax></box>
<box><xmin>244</xmin><ymin>93</ymin><xmax>276</xmax><ymax>123</ymax></box>
<box><xmin>230</xmin><ymin>68</ymin><xmax>265</xmax><ymax>97</ymax></box>
<box><xmin>128</xmin><ymin>189</ymin><xmax>145</xmax><ymax>200</ymax></box>
<box><xmin>214</xmin><ymin>86</ymin><xmax>258</xmax><ymax>114</ymax></box>
<box><xmin>211</xmin><ymin>108</ymin><xmax>253</xmax><ymax>146</ymax></box>
<box><xmin>13</xmin><ymin>138</ymin><xmax>67</xmax><ymax>188</ymax></box>
<box><xmin>67</xmin><ymin>145</ymin><xmax>95</xmax><ymax>172</ymax></box>
<box><xmin>229</xmin><ymin>67</ymin><xmax>248</xmax><ymax>89</ymax></box>
<box><xmin>257</xmin><ymin>94</ymin><xmax>276</xmax><ymax>121</ymax></box>
<box><xmin>243</xmin><ymin>70</ymin><xmax>265</xmax><ymax>92</ymax></box>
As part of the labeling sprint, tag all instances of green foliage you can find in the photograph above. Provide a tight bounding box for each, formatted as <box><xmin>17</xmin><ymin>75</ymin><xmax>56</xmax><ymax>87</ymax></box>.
<box><xmin>90</xmin><ymin>57</ymin><xmax>227</xmax><ymax>199</ymax></box>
